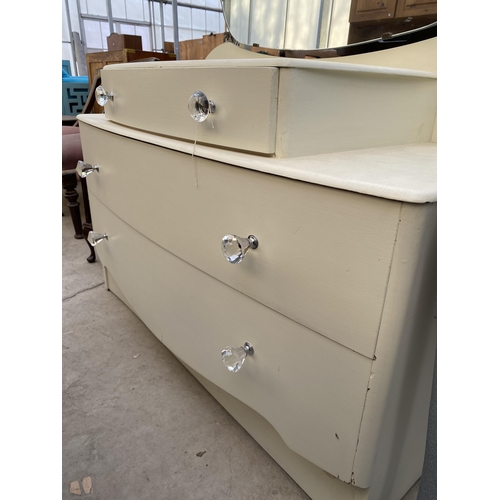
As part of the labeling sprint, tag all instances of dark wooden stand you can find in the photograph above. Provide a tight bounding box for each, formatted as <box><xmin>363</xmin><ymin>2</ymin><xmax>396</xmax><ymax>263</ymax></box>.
<box><xmin>62</xmin><ymin>170</ymin><xmax>83</xmax><ymax>239</ymax></box>
<box><xmin>80</xmin><ymin>176</ymin><xmax>96</xmax><ymax>263</ymax></box>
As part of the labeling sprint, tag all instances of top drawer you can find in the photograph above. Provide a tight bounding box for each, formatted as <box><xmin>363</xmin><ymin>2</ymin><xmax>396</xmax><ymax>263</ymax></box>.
<box><xmin>100</xmin><ymin>65</ymin><xmax>279</xmax><ymax>155</ymax></box>
<box><xmin>99</xmin><ymin>59</ymin><xmax>436</xmax><ymax>158</ymax></box>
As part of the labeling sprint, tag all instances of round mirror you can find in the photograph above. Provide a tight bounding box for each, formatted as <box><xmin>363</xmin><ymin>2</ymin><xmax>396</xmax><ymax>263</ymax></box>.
<box><xmin>221</xmin><ymin>0</ymin><xmax>436</xmax><ymax>57</ymax></box>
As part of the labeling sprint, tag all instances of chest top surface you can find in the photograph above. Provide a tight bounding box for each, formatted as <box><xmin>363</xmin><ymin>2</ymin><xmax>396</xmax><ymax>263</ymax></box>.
<box><xmin>78</xmin><ymin>114</ymin><xmax>436</xmax><ymax>203</ymax></box>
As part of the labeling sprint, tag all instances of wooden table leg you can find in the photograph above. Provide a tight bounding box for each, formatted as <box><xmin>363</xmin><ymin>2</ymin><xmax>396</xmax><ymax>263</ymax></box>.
<box><xmin>80</xmin><ymin>176</ymin><xmax>96</xmax><ymax>263</ymax></box>
<box><xmin>62</xmin><ymin>171</ymin><xmax>83</xmax><ymax>239</ymax></box>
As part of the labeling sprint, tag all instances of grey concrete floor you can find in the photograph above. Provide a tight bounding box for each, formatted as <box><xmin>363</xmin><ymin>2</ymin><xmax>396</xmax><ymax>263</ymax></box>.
<box><xmin>62</xmin><ymin>196</ymin><xmax>420</xmax><ymax>500</ymax></box>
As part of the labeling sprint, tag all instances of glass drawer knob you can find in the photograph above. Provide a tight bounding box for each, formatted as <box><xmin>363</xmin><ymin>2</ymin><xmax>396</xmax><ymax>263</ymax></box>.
<box><xmin>76</xmin><ymin>161</ymin><xmax>99</xmax><ymax>178</ymax></box>
<box><xmin>88</xmin><ymin>231</ymin><xmax>108</xmax><ymax>247</ymax></box>
<box><xmin>95</xmin><ymin>85</ymin><xmax>114</xmax><ymax>106</ymax></box>
<box><xmin>188</xmin><ymin>90</ymin><xmax>216</xmax><ymax>122</ymax></box>
<box><xmin>221</xmin><ymin>234</ymin><xmax>258</xmax><ymax>264</ymax></box>
<box><xmin>221</xmin><ymin>342</ymin><xmax>254</xmax><ymax>373</ymax></box>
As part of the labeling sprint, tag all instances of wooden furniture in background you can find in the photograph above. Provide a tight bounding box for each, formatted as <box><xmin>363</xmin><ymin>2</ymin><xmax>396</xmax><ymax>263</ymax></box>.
<box><xmin>349</xmin><ymin>0</ymin><xmax>399</xmax><ymax>23</ymax></box>
<box><xmin>62</xmin><ymin>60</ymin><xmax>89</xmax><ymax>116</ymax></box>
<box><xmin>62</xmin><ymin>129</ymin><xmax>84</xmax><ymax>240</ymax></box>
<box><xmin>107</xmin><ymin>33</ymin><xmax>142</xmax><ymax>51</ymax></box>
<box><xmin>166</xmin><ymin>33</ymin><xmax>228</xmax><ymax>60</ymax></box>
<box><xmin>395</xmin><ymin>0</ymin><xmax>437</xmax><ymax>17</ymax></box>
<box><xmin>62</xmin><ymin>74</ymin><xmax>102</xmax><ymax>262</ymax></box>
<box><xmin>348</xmin><ymin>0</ymin><xmax>437</xmax><ymax>44</ymax></box>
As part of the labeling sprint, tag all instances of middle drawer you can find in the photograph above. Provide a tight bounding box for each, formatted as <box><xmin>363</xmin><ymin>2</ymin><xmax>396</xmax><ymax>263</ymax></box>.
<box><xmin>81</xmin><ymin>123</ymin><xmax>401</xmax><ymax>358</ymax></box>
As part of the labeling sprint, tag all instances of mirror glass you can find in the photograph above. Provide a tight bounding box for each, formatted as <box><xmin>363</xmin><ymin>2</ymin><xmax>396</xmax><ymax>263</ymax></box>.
<box><xmin>221</xmin><ymin>0</ymin><xmax>437</xmax><ymax>53</ymax></box>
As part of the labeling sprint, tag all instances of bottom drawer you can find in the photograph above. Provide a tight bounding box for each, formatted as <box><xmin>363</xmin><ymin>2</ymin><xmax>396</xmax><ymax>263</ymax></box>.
<box><xmin>90</xmin><ymin>195</ymin><xmax>373</xmax><ymax>482</ymax></box>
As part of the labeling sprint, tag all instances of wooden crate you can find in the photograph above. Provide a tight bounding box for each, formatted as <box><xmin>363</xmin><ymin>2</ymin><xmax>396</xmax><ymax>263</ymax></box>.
<box><xmin>164</xmin><ymin>41</ymin><xmax>175</xmax><ymax>54</ymax></box>
<box><xmin>171</xmin><ymin>33</ymin><xmax>227</xmax><ymax>60</ymax></box>
<box><xmin>107</xmin><ymin>33</ymin><xmax>142</xmax><ymax>51</ymax></box>
<box><xmin>86</xmin><ymin>50</ymin><xmax>176</xmax><ymax>113</ymax></box>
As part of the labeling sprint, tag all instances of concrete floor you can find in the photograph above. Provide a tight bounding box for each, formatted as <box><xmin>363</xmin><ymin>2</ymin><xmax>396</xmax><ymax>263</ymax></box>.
<box><xmin>62</xmin><ymin>197</ymin><xmax>421</xmax><ymax>500</ymax></box>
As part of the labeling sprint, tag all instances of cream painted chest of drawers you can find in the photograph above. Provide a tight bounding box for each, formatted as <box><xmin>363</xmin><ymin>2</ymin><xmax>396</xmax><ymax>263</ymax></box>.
<box><xmin>78</xmin><ymin>41</ymin><xmax>437</xmax><ymax>500</ymax></box>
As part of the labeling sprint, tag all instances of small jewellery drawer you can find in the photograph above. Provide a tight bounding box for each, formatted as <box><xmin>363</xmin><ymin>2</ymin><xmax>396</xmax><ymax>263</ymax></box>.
<box><xmin>99</xmin><ymin>64</ymin><xmax>278</xmax><ymax>154</ymax></box>
<box><xmin>80</xmin><ymin>124</ymin><xmax>401</xmax><ymax>358</ymax></box>
<box><xmin>89</xmin><ymin>195</ymin><xmax>373</xmax><ymax>482</ymax></box>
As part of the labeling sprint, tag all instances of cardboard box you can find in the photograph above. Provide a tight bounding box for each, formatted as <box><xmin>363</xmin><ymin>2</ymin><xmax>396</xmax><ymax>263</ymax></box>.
<box><xmin>107</xmin><ymin>33</ymin><xmax>142</xmax><ymax>51</ymax></box>
<box><xmin>164</xmin><ymin>42</ymin><xmax>175</xmax><ymax>54</ymax></box>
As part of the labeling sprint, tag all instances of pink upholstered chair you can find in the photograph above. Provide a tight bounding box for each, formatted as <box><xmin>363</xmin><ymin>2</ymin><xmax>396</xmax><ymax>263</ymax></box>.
<box><xmin>62</xmin><ymin>74</ymin><xmax>101</xmax><ymax>262</ymax></box>
<box><xmin>62</xmin><ymin>59</ymin><xmax>159</xmax><ymax>262</ymax></box>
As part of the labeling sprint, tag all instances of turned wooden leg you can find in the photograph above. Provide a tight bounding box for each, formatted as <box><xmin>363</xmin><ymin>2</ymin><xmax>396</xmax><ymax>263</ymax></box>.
<box><xmin>82</xmin><ymin>223</ymin><xmax>95</xmax><ymax>262</ymax></box>
<box><xmin>62</xmin><ymin>171</ymin><xmax>83</xmax><ymax>239</ymax></box>
<box><xmin>80</xmin><ymin>176</ymin><xmax>96</xmax><ymax>263</ymax></box>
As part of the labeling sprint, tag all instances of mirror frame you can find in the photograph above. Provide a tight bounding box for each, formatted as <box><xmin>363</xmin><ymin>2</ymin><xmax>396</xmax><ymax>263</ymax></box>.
<box><xmin>221</xmin><ymin>0</ymin><xmax>437</xmax><ymax>59</ymax></box>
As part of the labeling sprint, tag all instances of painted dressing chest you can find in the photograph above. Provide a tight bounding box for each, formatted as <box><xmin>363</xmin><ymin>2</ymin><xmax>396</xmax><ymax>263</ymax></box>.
<box><xmin>78</xmin><ymin>39</ymin><xmax>437</xmax><ymax>500</ymax></box>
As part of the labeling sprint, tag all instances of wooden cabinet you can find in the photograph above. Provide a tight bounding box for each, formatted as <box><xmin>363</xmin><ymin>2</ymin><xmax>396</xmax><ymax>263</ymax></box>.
<box><xmin>395</xmin><ymin>0</ymin><xmax>437</xmax><ymax>17</ymax></box>
<box><xmin>169</xmin><ymin>33</ymin><xmax>228</xmax><ymax>60</ymax></box>
<box><xmin>350</xmin><ymin>0</ymin><xmax>436</xmax><ymax>22</ymax></box>
<box><xmin>348</xmin><ymin>0</ymin><xmax>437</xmax><ymax>44</ymax></box>
<box><xmin>349</xmin><ymin>0</ymin><xmax>398</xmax><ymax>23</ymax></box>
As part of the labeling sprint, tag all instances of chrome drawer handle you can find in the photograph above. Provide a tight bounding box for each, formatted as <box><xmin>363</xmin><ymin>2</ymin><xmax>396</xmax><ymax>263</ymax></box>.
<box><xmin>95</xmin><ymin>85</ymin><xmax>114</xmax><ymax>106</ymax></box>
<box><xmin>188</xmin><ymin>90</ymin><xmax>216</xmax><ymax>122</ymax></box>
<box><xmin>221</xmin><ymin>234</ymin><xmax>258</xmax><ymax>264</ymax></box>
<box><xmin>221</xmin><ymin>342</ymin><xmax>254</xmax><ymax>373</ymax></box>
<box><xmin>76</xmin><ymin>161</ymin><xmax>99</xmax><ymax>178</ymax></box>
<box><xmin>87</xmin><ymin>231</ymin><xmax>108</xmax><ymax>247</ymax></box>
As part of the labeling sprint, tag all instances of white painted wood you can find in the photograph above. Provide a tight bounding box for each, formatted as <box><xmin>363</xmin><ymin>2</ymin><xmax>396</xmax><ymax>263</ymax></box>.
<box><xmin>102</xmin><ymin>266</ymin><xmax>136</xmax><ymax>314</ymax></box>
<box><xmin>90</xmin><ymin>195</ymin><xmax>373</xmax><ymax>481</ymax></box>
<box><xmin>185</xmin><ymin>364</ymin><xmax>372</xmax><ymax>500</ymax></box>
<box><xmin>276</xmin><ymin>67</ymin><xmax>436</xmax><ymax>158</ymax></box>
<box><xmin>351</xmin><ymin>202</ymin><xmax>437</xmax><ymax>495</ymax></box>
<box><xmin>330</xmin><ymin>38</ymin><xmax>437</xmax><ymax>73</ymax></box>
<box><xmin>206</xmin><ymin>42</ymin><xmax>274</xmax><ymax>59</ymax></box>
<box><xmin>208</xmin><ymin>39</ymin><xmax>436</xmax><ymax>74</ymax></box>
<box><xmin>102</xmin><ymin>65</ymin><xmax>279</xmax><ymax>154</ymax></box>
<box><xmin>101</xmin><ymin>52</ymin><xmax>435</xmax><ymax>158</ymax></box>
<box><xmin>114</xmin><ymin>52</ymin><xmax>435</xmax><ymax>77</ymax></box>
<box><xmin>80</xmin><ymin>122</ymin><xmax>401</xmax><ymax>358</ymax></box>
<box><xmin>78</xmin><ymin>114</ymin><xmax>437</xmax><ymax>204</ymax></box>
<box><xmin>78</xmin><ymin>39</ymin><xmax>437</xmax><ymax>500</ymax></box>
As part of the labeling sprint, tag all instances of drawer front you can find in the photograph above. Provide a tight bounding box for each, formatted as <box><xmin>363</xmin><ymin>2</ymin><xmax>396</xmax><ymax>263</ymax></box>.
<box><xmin>101</xmin><ymin>65</ymin><xmax>278</xmax><ymax>154</ymax></box>
<box><xmin>80</xmin><ymin>124</ymin><xmax>401</xmax><ymax>358</ymax></box>
<box><xmin>90</xmin><ymin>195</ymin><xmax>373</xmax><ymax>481</ymax></box>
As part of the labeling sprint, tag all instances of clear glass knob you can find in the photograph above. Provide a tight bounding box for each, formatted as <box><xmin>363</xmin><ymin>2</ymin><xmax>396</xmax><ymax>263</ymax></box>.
<box><xmin>95</xmin><ymin>85</ymin><xmax>114</xmax><ymax>106</ymax></box>
<box><xmin>76</xmin><ymin>161</ymin><xmax>99</xmax><ymax>178</ymax></box>
<box><xmin>221</xmin><ymin>234</ymin><xmax>258</xmax><ymax>264</ymax></box>
<box><xmin>88</xmin><ymin>231</ymin><xmax>108</xmax><ymax>247</ymax></box>
<box><xmin>188</xmin><ymin>90</ymin><xmax>216</xmax><ymax>122</ymax></box>
<box><xmin>221</xmin><ymin>342</ymin><xmax>254</xmax><ymax>373</ymax></box>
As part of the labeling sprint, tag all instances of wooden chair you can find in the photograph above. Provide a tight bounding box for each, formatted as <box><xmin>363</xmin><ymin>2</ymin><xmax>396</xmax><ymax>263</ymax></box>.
<box><xmin>62</xmin><ymin>58</ymin><xmax>161</xmax><ymax>262</ymax></box>
<box><xmin>62</xmin><ymin>72</ymin><xmax>101</xmax><ymax>262</ymax></box>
